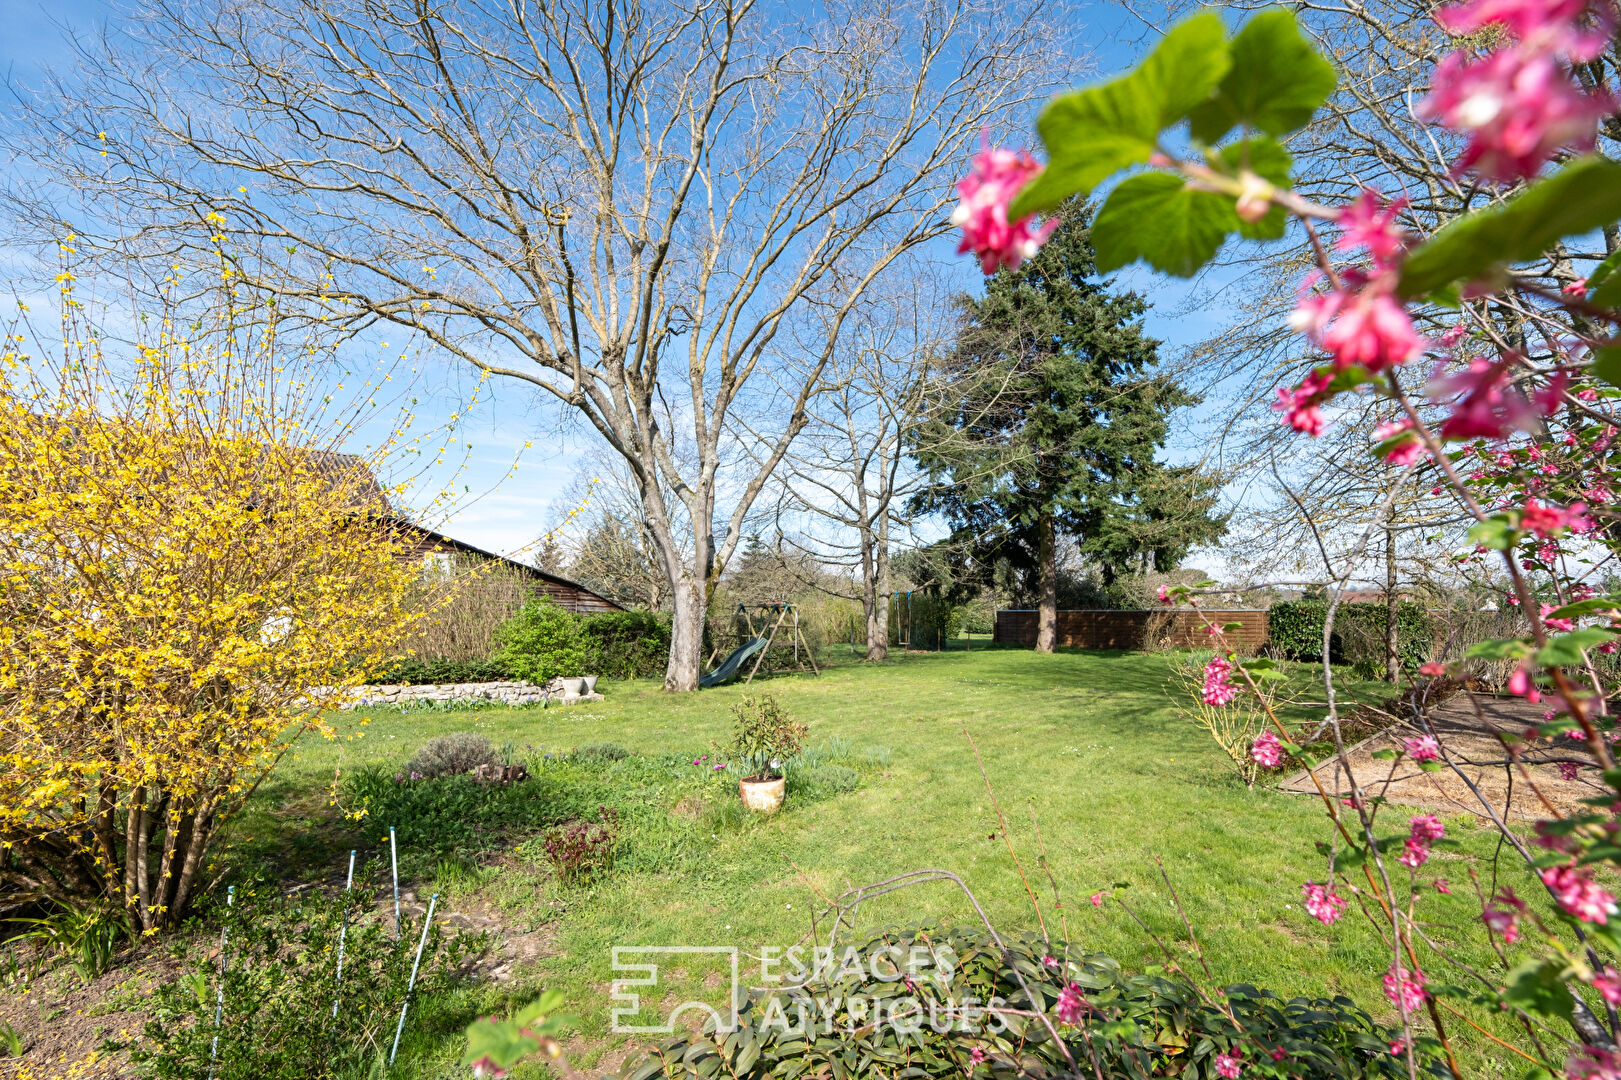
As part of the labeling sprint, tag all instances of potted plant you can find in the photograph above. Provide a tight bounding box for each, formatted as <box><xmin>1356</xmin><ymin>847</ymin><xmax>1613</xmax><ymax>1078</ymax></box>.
<box><xmin>727</xmin><ymin>694</ymin><xmax>807</xmax><ymax>813</ymax></box>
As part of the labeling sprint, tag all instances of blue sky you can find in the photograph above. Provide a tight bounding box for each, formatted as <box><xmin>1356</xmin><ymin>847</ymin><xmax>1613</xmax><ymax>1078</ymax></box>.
<box><xmin>0</xmin><ymin>0</ymin><xmax>1243</xmax><ymax>561</ymax></box>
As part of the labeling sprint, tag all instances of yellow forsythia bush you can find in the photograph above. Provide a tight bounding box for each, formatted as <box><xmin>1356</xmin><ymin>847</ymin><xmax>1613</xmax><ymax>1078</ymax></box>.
<box><xmin>0</xmin><ymin>295</ymin><xmax>435</xmax><ymax>933</ymax></box>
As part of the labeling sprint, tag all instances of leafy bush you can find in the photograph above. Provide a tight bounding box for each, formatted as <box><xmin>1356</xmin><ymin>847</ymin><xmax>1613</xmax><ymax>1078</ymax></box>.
<box><xmin>617</xmin><ymin>926</ymin><xmax>1432</xmax><ymax>1080</ymax></box>
<box><xmin>541</xmin><ymin>807</ymin><xmax>620</xmax><ymax>884</ymax></box>
<box><xmin>727</xmin><ymin>694</ymin><xmax>807</xmax><ymax>780</ymax></box>
<box><xmin>7</xmin><ymin>900</ymin><xmax>130</xmax><ymax>983</ymax></box>
<box><xmin>130</xmin><ymin>876</ymin><xmax>481</xmax><ymax>1080</ymax></box>
<box><xmin>575</xmin><ymin>743</ymin><xmax>630</xmax><ymax>764</ymax></box>
<box><xmin>403</xmin><ymin>733</ymin><xmax>502</xmax><ymax>780</ymax></box>
<box><xmin>368</xmin><ymin>656</ymin><xmax>513</xmax><ymax>685</ymax></box>
<box><xmin>343</xmin><ymin>765</ymin><xmax>591</xmax><ymax>859</ymax></box>
<box><xmin>1267</xmin><ymin>600</ymin><xmax>1433</xmax><ymax>671</ymax></box>
<box><xmin>493</xmin><ymin>596</ymin><xmax>591</xmax><ymax>683</ymax></box>
<box><xmin>579</xmin><ymin>609</ymin><xmax>671</xmax><ymax>678</ymax></box>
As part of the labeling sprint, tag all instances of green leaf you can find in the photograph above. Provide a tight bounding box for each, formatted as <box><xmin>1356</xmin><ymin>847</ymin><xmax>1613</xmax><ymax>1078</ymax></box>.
<box><xmin>1093</xmin><ymin>173</ymin><xmax>1239</xmax><ymax>276</ymax></box>
<box><xmin>1398</xmin><ymin>157</ymin><xmax>1621</xmax><ymax>299</ymax></box>
<box><xmin>1466</xmin><ymin>637</ymin><xmax>1532</xmax><ymax>661</ymax></box>
<box><xmin>1188</xmin><ymin>8</ymin><xmax>1338</xmax><ymax>143</ymax></box>
<box><xmin>1467</xmin><ymin>517</ymin><xmax>1514</xmax><ymax>550</ymax></box>
<box><xmin>1501</xmin><ymin>958</ymin><xmax>1576</xmax><ymax>1022</ymax></box>
<box><xmin>1594</xmin><ymin>345</ymin><xmax>1621</xmax><ymax>388</ymax></box>
<box><xmin>1587</xmin><ymin>247</ymin><xmax>1621</xmax><ymax>307</ymax></box>
<box><xmin>1013</xmin><ymin>12</ymin><xmax>1231</xmax><ymax>215</ymax></box>
<box><xmin>1545</xmin><ymin>598</ymin><xmax>1621</xmax><ymax>619</ymax></box>
<box><xmin>1215</xmin><ymin>137</ymin><xmax>1293</xmax><ymax>240</ymax></box>
<box><xmin>1537</xmin><ymin>627</ymin><xmax>1617</xmax><ymax>666</ymax></box>
<box><xmin>1371</xmin><ymin>748</ymin><xmax>1398</xmax><ymax>760</ymax></box>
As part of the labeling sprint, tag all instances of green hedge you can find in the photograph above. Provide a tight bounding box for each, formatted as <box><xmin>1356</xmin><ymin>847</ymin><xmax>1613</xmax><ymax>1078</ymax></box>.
<box><xmin>494</xmin><ymin>598</ymin><xmax>671</xmax><ymax>683</ymax></box>
<box><xmin>1268</xmin><ymin>600</ymin><xmax>1432</xmax><ymax>672</ymax></box>
<box><xmin>370</xmin><ymin>602</ymin><xmax>671</xmax><ymax>685</ymax></box>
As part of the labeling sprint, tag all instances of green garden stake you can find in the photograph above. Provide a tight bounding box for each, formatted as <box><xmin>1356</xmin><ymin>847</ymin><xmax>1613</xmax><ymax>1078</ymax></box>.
<box><xmin>331</xmin><ymin>850</ymin><xmax>357</xmax><ymax>1020</ymax></box>
<box><xmin>387</xmin><ymin>893</ymin><xmax>437</xmax><ymax>1068</ymax></box>
<box><xmin>207</xmin><ymin>885</ymin><xmax>235</xmax><ymax>1080</ymax></box>
<box><xmin>389</xmin><ymin>826</ymin><xmax>400</xmax><ymax>940</ymax></box>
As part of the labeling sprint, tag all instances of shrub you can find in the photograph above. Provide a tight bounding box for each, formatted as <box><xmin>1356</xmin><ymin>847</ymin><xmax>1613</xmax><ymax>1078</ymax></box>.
<box><xmin>579</xmin><ymin>609</ymin><xmax>671</xmax><ymax>679</ymax></box>
<box><xmin>1267</xmin><ymin>600</ymin><xmax>1432</xmax><ymax>670</ymax></box>
<box><xmin>343</xmin><ymin>765</ymin><xmax>588</xmax><ymax>859</ymax></box>
<box><xmin>617</xmin><ymin>926</ymin><xmax>1431</xmax><ymax>1080</ymax></box>
<box><xmin>404</xmin><ymin>733</ymin><xmax>502</xmax><ymax>779</ymax></box>
<box><xmin>727</xmin><ymin>694</ymin><xmax>807</xmax><ymax>780</ymax></box>
<box><xmin>493</xmin><ymin>596</ymin><xmax>590</xmax><ymax>683</ymax></box>
<box><xmin>541</xmin><ymin>808</ymin><xmax>620</xmax><ymax>883</ymax></box>
<box><xmin>130</xmin><ymin>877</ymin><xmax>481</xmax><ymax>1080</ymax></box>
<box><xmin>369</xmin><ymin>656</ymin><xmax>513</xmax><ymax>685</ymax></box>
<box><xmin>575</xmin><ymin>743</ymin><xmax>630</xmax><ymax>764</ymax></box>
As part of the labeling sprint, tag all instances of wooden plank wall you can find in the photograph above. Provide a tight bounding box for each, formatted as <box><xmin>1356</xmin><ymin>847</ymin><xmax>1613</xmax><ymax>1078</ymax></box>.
<box><xmin>992</xmin><ymin>609</ymin><xmax>1270</xmax><ymax>650</ymax></box>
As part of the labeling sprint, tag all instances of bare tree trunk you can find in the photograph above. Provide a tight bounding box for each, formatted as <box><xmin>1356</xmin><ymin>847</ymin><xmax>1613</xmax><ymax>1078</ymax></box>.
<box><xmin>866</xmin><ymin>515</ymin><xmax>892</xmax><ymax>661</ymax></box>
<box><xmin>1385</xmin><ymin>525</ymin><xmax>1399</xmax><ymax>683</ymax></box>
<box><xmin>1036</xmin><ymin>509</ymin><xmax>1058</xmax><ymax>653</ymax></box>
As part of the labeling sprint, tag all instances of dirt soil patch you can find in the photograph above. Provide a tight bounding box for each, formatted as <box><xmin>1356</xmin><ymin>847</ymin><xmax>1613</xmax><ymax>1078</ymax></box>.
<box><xmin>1280</xmin><ymin>693</ymin><xmax>1607</xmax><ymax>820</ymax></box>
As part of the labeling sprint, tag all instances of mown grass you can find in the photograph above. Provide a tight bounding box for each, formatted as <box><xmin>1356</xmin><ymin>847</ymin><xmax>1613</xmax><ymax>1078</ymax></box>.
<box><xmin>223</xmin><ymin>647</ymin><xmax>1536</xmax><ymax>1077</ymax></box>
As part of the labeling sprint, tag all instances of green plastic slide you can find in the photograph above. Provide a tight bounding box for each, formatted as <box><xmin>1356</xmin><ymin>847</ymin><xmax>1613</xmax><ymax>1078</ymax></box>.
<box><xmin>700</xmin><ymin>637</ymin><xmax>769</xmax><ymax>688</ymax></box>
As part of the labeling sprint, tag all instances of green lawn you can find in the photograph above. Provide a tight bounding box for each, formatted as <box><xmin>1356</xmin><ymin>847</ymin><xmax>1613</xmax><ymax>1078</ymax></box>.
<box><xmin>227</xmin><ymin>648</ymin><xmax>1529</xmax><ymax>1077</ymax></box>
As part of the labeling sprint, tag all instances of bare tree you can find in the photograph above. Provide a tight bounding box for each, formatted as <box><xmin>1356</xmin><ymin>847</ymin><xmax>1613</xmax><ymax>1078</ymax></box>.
<box><xmin>7</xmin><ymin>0</ymin><xmax>1071</xmax><ymax>689</ymax></box>
<box><xmin>755</xmin><ymin>272</ymin><xmax>955</xmax><ymax>660</ymax></box>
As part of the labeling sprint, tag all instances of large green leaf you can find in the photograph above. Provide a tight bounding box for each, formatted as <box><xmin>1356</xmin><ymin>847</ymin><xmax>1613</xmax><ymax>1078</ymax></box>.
<box><xmin>1398</xmin><ymin>157</ymin><xmax>1621</xmax><ymax>299</ymax></box>
<box><xmin>1586</xmin><ymin>246</ymin><xmax>1621</xmax><ymax>307</ymax></box>
<box><xmin>1012</xmin><ymin>12</ymin><xmax>1231</xmax><ymax>215</ymax></box>
<box><xmin>1216</xmin><ymin>136</ymin><xmax>1293</xmax><ymax>239</ymax></box>
<box><xmin>1537</xmin><ymin>626</ymin><xmax>1617</xmax><ymax>667</ymax></box>
<box><xmin>1093</xmin><ymin>172</ymin><xmax>1240</xmax><ymax>276</ymax></box>
<box><xmin>1501</xmin><ymin>958</ymin><xmax>1576</xmax><ymax>1022</ymax></box>
<box><xmin>1189</xmin><ymin>8</ymin><xmax>1338</xmax><ymax>143</ymax></box>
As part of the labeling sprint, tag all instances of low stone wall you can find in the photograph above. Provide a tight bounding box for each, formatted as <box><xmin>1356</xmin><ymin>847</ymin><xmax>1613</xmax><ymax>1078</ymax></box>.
<box><xmin>340</xmin><ymin>679</ymin><xmax>604</xmax><ymax>709</ymax></box>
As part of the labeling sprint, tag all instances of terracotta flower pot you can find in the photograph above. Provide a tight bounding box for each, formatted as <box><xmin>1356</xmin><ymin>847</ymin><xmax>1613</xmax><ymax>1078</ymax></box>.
<box><xmin>739</xmin><ymin>775</ymin><xmax>786</xmax><ymax>813</ymax></box>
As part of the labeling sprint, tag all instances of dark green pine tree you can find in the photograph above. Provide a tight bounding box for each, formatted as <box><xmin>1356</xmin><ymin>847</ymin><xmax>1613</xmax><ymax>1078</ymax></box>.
<box><xmin>911</xmin><ymin>202</ymin><xmax>1226</xmax><ymax>651</ymax></box>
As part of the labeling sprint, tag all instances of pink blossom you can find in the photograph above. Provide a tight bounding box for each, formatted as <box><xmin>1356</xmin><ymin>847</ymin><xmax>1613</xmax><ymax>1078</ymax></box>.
<box><xmin>952</xmin><ymin>144</ymin><xmax>1058</xmax><ymax>274</ymax></box>
<box><xmin>1055</xmin><ymin>982</ymin><xmax>1085</xmax><ymax>1025</ymax></box>
<box><xmin>1428</xmin><ymin>357</ymin><xmax>1544</xmax><ymax>439</ymax></box>
<box><xmin>1418</xmin><ymin>45</ymin><xmax>1615</xmax><ymax>182</ymax></box>
<box><xmin>1542</xmin><ymin>863</ymin><xmax>1619</xmax><ymax>923</ymax></box>
<box><xmin>1482</xmin><ymin>904</ymin><xmax>1521</xmax><ymax>943</ymax></box>
<box><xmin>1272</xmin><ymin>369</ymin><xmax>1334</xmax><ymax>436</ymax></box>
<box><xmin>470</xmin><ymin>1057</ymin><xmax>509</xmax><ymax>1079</ymax></box>
<box><xmin>1435</xmin><ymin>878</ymin><xmax>1452</xmax><ymax>894</ymax></box>
<box><xmin>1156</xmin><ymin>584</ymin><xmax>1173</xmax><ymax>605</ymax></box>
<box><xmin>1542</xmin><ymin>603</ymin><xmax>1576</xmax><ymax>633</ymax></box>
<box><xmin>1411</xmin><ymin>814</ymin><xmax>1446</xmax><ymax>843</ymax></box>
<box><xmin>969</xmin><ymin>1047</ymin><xmax>987</xmax><ymax>1064</ymax></box>
<box><xmin>1594</xmin><ymin>968</ymin><xmax>1621</xmax><ymax>1007</ymax></box>
<box><xmin>1269</xmin><ymin>1047</ymin><xmax>1287</xmax><ymax>1062</ymax></box>
<box><xmin>1301</xmin><ymin>880</ymin><xmax>1347</xmax><ymax>924</ymax></box>
<box><xmin>1508</xmin><ymin>663</ymin><xmax>1542</xmax><ymax>703</ymax></box>
<box><xmin>1335</xmin><ymin>189</ymin><xmax>1409</xmax><ymax>267</ymax></box>
<box><xmin>1383</xmin><ymin>965</ymin><xmax>1427</xmax><ymax>1012</ymax></box>
<box><xmin>1214</xmin><ymin>1049</ymin><xmax>1243</xmax><ymax>1079</ymax></box>
<box><xmin>1405</xmin><ymin>735</ymin><xmax>1441</xmax><ymax>762</ymax></box>
<box><xmin>1432</xmin><ymin>0</ymin><xmax>1615</xmax><ymax>59</ymax></box>
<box><xmin>1293</xmin><ymin>280</ymin><xmax>1425</xmax><ymax>373</ymax></box>
<box><xmin>1399</xmin><ymin>837</ymin><xmax>1433</xmax><ymax>869</ymax></box>
<box><xmin>1419</xmin><ymin>662</ymin><xmax>1448</xmax><ymax>677</ymax></box>
<box><xmin>1565</xmin><ymin>277</ymin><xmax>1590</xmax><ymax>295</ymax></box>
<box><xmin>1522</xmin><ymin>498</ymin><xmax>1591</xmax><ymax>538</ymax></box>
<box><xmin>1090</xmin><ymin>892</ymin><xmax>1104</xmax><ymax>907</ymax></box>
<box><xmin>1569</xmin><ymin>1046</ymin><xmax>1621</xmax><ymax>1080</ymax></box>
<box><xmin>1373</xmin><ymin>419</ymin><xmax>1425</xmax><ymax>465</ymax></box>
<box><xmin>1251</xmin><ymin>730</ymin><xmax>1285</xmax><ymax>769</ymax></box>
<box><xmin>1203</xmin><ymin>658</ymin><xmax>1238</xmax><ymax>706</ymax></box>
<box><xmin>1389</xmin><ymin>1038</ymin><xmax>1408</xmax><ymax>1056</ymax></box>
<box><xmin>1559</xmin><ymin>761</ymin><xmax>1582</xmax><ymax>780</ymax></box>
<box><xmin>1041</xmin><ymin>955</ymin><xmax>1059</xmax><ymax>969</ymax></box>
